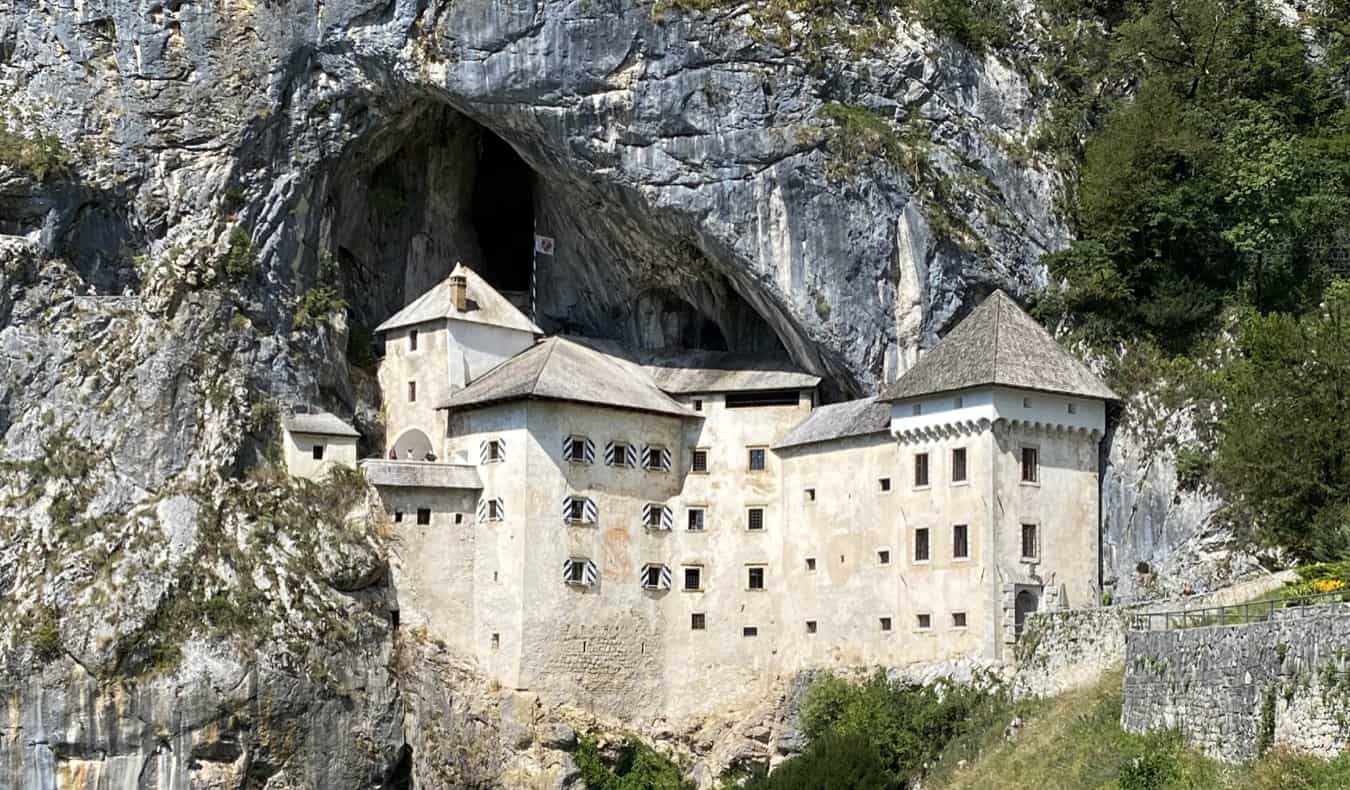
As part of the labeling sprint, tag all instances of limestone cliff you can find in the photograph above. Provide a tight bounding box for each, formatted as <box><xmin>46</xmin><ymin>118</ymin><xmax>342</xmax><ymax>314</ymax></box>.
<box><xmin>0</xmin><ymin>0</ymin><xmax>1220</xmax><ymax>785</ymax></box>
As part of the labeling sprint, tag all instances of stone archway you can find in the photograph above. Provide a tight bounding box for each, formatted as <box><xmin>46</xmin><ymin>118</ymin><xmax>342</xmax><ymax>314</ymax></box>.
<box><xmin>1014</xmin><ymin>587</ymin><xmax>1041</xmax><ymax>640</ymax></box>
<box><xmin>391</xmin><ymin>428</ymin><xmax>434</xmax><ymax>461</ymax></box>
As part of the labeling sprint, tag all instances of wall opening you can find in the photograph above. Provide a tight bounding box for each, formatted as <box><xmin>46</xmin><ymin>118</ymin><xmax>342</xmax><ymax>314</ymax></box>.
<box><xmin>471</xmin><ymin>130</ymin><xmax>534</xmax><ymax>294</ymax></box>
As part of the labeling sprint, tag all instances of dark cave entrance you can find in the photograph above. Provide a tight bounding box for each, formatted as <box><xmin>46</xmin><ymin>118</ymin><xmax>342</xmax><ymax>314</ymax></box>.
<box><xmin>470</xmin><ymin>130</ymin><xmax>534</xmax><ymax>294</ymax></box>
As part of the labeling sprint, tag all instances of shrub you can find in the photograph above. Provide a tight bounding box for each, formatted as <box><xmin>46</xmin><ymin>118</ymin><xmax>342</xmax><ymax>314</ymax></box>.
<box><xmin>221</xmin><ymin>227</ymin><xmax>257</xmax><ymax>280</ymax></box>
<box><xmin>1118</xmin><ymin>731</ymin><xmax>1180</xmax><ymax>790</ymax></box>
<box><xmin>0</xmin><ymin>126</ymin><xmax>69</xmax><ymax>181</ymax></box>
<box><xmin>575</xmin><ymin>735</ymin><xmax>692</xmax><ymax>790</ymax></box>
<box><xmin>744</xmin><ymin>731</ymin><xmax>894</xmax><ymax>790</ymax></box>
<box><xmin>294</xmin><ymin>287</ymin><xmax>347</xmax><ymax>330</ymax></box>
<box><xmin>30</xmin><ymin>607</ymin><xmax>63</xmax><ymax>662</ymax></box>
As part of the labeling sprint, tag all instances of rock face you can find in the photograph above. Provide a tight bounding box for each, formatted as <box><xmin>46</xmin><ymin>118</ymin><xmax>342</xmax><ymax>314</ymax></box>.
<box><xmin>0</xmin><ymin>0</ymin><xmax>1227</xmax><ymax>786</ymax></box>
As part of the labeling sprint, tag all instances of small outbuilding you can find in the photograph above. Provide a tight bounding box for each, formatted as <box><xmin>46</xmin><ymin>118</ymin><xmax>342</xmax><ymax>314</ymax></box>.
<box><xmin>281</xmin><ymin>409</ymin><xmax>360</xmax><ymax>480</ymax></box>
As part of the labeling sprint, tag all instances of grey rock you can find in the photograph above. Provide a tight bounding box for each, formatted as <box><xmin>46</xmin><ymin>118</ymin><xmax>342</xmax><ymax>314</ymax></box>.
<box><xmin>541</xmin><ymin>723</ymin><xmax>579</xmax><ymax>751</ymax></box>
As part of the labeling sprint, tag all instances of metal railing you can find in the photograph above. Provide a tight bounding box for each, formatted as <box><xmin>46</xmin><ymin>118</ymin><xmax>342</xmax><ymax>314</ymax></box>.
<box><xmin>1130</xmin><ymin>589</ymin><xmax>1350</xmax><ymax>631</ymax></box>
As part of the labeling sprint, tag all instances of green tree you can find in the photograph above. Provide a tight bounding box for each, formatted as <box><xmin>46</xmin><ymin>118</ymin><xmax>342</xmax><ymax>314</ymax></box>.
<box><xmin>1214</xmin><ymin>281</ymin><xmax>1350</xmax><ymax>561</ymax></box>
<box><xmin>743</xmin><ymin>731</ymin><xmax>895</xmax><ymax>790</ymax></box>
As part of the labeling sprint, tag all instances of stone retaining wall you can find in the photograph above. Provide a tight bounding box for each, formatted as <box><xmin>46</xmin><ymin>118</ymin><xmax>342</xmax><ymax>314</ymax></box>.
<box><xmin>1121</xmin><ymin>605</ymin><xmax>1350</xmax><ymax>761</ymax></box>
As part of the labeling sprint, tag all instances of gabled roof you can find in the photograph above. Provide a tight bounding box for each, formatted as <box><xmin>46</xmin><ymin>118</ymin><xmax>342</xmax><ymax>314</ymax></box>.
<box><xmin>880</xmin><ymin>290</ymin><xmax>1118</xmax><ymax>402</ymax></box>
<box><xmin>774</xmin><ymin>397</ymin><xmax>892</xmax><ymax>451</ymax></box>
<box><xmin>437</xmin><ymin>337</ymin><xmax>697</xmax><ymax>419</ymax></box>
<box><xmin>374</xmin><ymin>263</ymin><xmax>543</xmax><ymax>335</ymax></box>
<box><xmin>283</xmin><ymin>410</ymin><xmax>361</xmax><ymax>437</ymax></box>
<box><xmin>641</xmin><ymin>350</ymin><xmax>820</xmax><ymax>394</ymax></box>
<box><xmin>359</xmin><ymin>460</ymin><xmax>482</xmax><ymax>489</ymax></box>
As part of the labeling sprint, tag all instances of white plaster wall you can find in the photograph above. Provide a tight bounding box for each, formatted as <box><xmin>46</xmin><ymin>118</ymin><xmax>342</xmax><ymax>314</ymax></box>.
<box><xmin>445</xmin><ymin>320</ymin><xmax>536</xmax><ymax>389</ymax></box>
<box><xmin>890</xmin><ymin>387</ymin><xmax>1106</xmax><ymax>436</ymax></box>
<box><xmin>383</xmin><ymin>487</ymin><xmax>480</xmax><ymax>655</ymax></box>
<box><xmin>282</xmin><ymin>431</ymin><xmax>357</xmax><ymax>480</ymax></box>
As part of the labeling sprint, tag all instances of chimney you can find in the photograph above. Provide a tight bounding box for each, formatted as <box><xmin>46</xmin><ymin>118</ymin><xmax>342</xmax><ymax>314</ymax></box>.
<box><xmin>449</xmin><ymin>274</ymin><xmax>468</xmax><ymax>312</ymax></box>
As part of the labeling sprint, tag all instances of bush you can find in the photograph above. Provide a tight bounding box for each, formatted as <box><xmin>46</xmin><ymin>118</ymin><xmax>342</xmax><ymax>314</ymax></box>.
<box><xmin>1118</xmin><ymin>731</ymin><xmax>1181</xmax><ymax>790</ymax></box>
<box><xmin>744</xmin><ymin>731</ymin><xmax>894</xmax><ymax>790</ymax></box>
<box><xmin>575</xmin><ymin>735</ymin><xmax>692</xmax><ymax>790</ymax></box>
<box><xmin>221</xmin><ymin>227</ymin><xmax>257</xmax><ymax>281</ymax></box>
<box><xmin>294</xmin><ymin>287</ymin><xmax>347</xmax><ymax>330</ymax></box>
<box><xmin>0</xmin><ymin>126</ymin><xmax>69</xmax><ymax>181</ymax></box>
<box><xmin>30</xmin><ymin>607</ymin><xmax>63</xmax><ymax>662</ymax></box>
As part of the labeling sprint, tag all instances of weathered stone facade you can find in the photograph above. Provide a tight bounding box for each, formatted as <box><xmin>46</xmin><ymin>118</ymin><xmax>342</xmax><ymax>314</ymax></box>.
<box><xmin>1122</xmin><ymin>604</ymin><xmax>1350</xmax><ymax>761</ymax></box>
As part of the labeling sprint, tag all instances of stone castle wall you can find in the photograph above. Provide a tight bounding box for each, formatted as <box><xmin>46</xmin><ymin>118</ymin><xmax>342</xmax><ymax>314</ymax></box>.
<box><xmin>1121</xmin><ymin>604</ymin><xmax>1350</xmax><ymax>761</ymax></box>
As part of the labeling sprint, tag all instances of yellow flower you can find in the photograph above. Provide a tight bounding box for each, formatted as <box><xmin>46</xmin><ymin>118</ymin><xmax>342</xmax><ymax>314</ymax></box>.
<box><xmin>1312</xmin><ymin>578</ymin><xmax>1346</xmax><ymax>593</ymax></box>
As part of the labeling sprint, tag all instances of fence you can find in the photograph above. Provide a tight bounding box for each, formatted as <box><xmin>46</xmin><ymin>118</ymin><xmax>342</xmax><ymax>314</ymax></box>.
<box><xmin>1130</xmin><ymin>589</ymin><xmax>1350</xmax><ymax>631</ymax></box>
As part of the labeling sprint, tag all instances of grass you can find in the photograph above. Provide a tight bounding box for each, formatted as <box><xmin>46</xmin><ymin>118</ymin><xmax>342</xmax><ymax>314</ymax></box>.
<box><xmin>925</xmin><ymin>669</ymin><xmax>1350</xmax><ymax>790</ymax></box>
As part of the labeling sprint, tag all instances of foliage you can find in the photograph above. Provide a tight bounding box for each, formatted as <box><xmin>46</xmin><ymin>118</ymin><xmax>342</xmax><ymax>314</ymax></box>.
<box><xmin>28</xmin><ymin>607</ymin><xmax>63</xmax><ymax>662</ymax></box>
<box><xmin>294</xmin><ymin>286</ymin><xmax>347</xmax><ymax>330</ymax></box>
<box><xmin>1211</xmin><ymin>282</ymin><xmax>1350</xmax><ymax>561</ymax></box>
<box><xmin>221</xmin><ymin>227</ymin><xmax>258</xmax><ymax>281</ymax></box>
<box><xmin>575</xmin><ymin>736</ymin><xmax>692</xmax><ymax>790</ymax></box>
<box><xmin>743</xmin><ymin>731</ymin><xmax>894</xmax><ymax>789</ymax></box>
<box><xmin>1039</xmin><ymin>0</ymin><xmax>1350</xmax><ymax>351</ymax></box>
<box><xmin>0</xmin><ymin>126</ymin><xmax>69</xmax><ymax>181</ymax></box>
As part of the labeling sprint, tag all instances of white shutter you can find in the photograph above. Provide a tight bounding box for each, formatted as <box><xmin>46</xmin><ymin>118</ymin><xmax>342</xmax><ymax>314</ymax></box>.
<box><xmin>562</xmin><ymin>558</ymin><xmax>574</xmax><ymax>584</ymax></box>
<box><xmin>498</xmin><ymin>440</ymin><xmax>505</xmax><ymax>463</ymax></box>
<box><xmin>660</xmin><ymin>505</ymin><xmax>673</xmax><ymax>531</ymax></box>
<box><xmin>604</xmin><ymin>441</ymin><xmax>616</xmax><ymax>465</ymax></box>
<box><xmin>659</xmin><ymin>447</ymin><xmax>672</xmax><ymax>471</ymax></box>
<box><xmin>584</xmin><ymin>560</ymin><xmax>598</xmax><ymax>586</ymax></box>
<box><xmin>641</xmin><ymin>502</ymin><xmax>653</xmax><ymax>528</ymax></box>
<box><xmin>479</xmin><ymin>441</ymin><xmax>488</xmax><ymax>465</ymax></box>
<box><xmin>561</xmin><ymin>495</ymin><xmax>573</xmax><ymax>523</ymax></box>
<box><xmin>584</xmin><ymin>438</ymin><xmax>595</xmax><ymax>464</ymax></box>
<box><xmin>641</xmin><ymin>445</ymin><xmax>652</xmax><ymax>469</ymax></box>
<box><xmin>476</xmin><ymin>497</ymin><xmax>488</xmax><ymax>522</ymax></box>
<box><xmin>562</xmin><ymin>436</ymin><xmax>572</xmax><ymax>459</ymax></box>
<box><xmin>584</xmin><ymin>498</ymin><xmax>598</xmax><ymax>524</ymax></box>
<box><xmin>625</xmin><ymin>444</ymin><xmax>638</xmax><ymax>467</ymax></box>
<box><xmin>659</xmin><ymin>565</ymin><xmax>672</xmax><ymax>590</ymax></box>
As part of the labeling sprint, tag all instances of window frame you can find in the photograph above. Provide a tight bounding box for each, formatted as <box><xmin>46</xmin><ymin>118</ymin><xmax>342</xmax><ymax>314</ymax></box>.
<box><xmin>644</xmin><ymin>444</ymin><xmax>669</xmax><ymax>472</ymax></box>
<box><xmin>485</xmin><ymin>439</ymin><xmax>504</xmax><ymax>464</ymax></box>
<box><xmin>609</xmin><ymin>440</ymin><xmax>632</xmax><ymax>467</ymax></box>
<box><xmin>691</xmin><ymin>613</ymin><xmax>706</xmax><ymax>630</ymax></box>
<box><xmin>690</xmin><ymin>447</ymin><xmax>709</xmax><ymax>474</ymax></box>
<box><xmin>312</xmin><ymin>444</ymin><xmax>325</xmax><ymax>461</ymax></box>
<box><xmin>742</xmin><ymin>626</ymin><xmax>758</xmax><ymax>637</ymax></box>
<box><xmin>913</xmin><ymin>527</ymin><xmax>931</xmax><ymax>563</ymax></box>
<box><xmin>915</xmin><ymin>612</ymin><xmax>933</xmax><ymax>631</ymax></box>
<box><xmin>1020</xmin><ymin>445</ymin><xmax>1040</xmax><ymax>485</ymax></box>
<box><xmin>566</xmin><ymin>435</ymin><xmax>590</xmax><ymax>464</ymax></box>
<box><xmin>913</xmin><ymin>452</ymin><xmax>930</xmax><ymax>489</ymax></box>
<box><xmin>416</xmin><ymin>508</ymin><xmax>432</xmax><ymax>526</ymax></box>
<box><xmin>686</xmin><ymin>506</ymin><xmax>706</xmax><ymax>532</ymax></box>
<box><xmin>877</xmin><ymin>548</ymin><xmax>891</xmax><ymax>566</ymax></box>
<box><xmin>952</xmin><ymin>611</ymin><xmax>968</xmax><ymax>629</ymax></box>
<box><xmin>953</xmin><ymin>523</ymin><xmax>970</xmax><ymax>560</ymax></box>
<box><xmin>409</xmin><ymin>329</ymin><xmax>419</xmax><ymax>352</ymax></box>
<box><xmin>1021</xmin><ymin>522</ymin><xmax>1040</xmax><ymax>561</ymax></box>
<box><xmin>951</xmin><ymin>447</ymin><xmax>968</xmax><ymax>484</ymax></box>
<box><xmin>805</xmin><ymin>557</ymin><xmax>817</xmax><ymax>572</ymax></box>
<box><xmin>746</xmin><ymin>506</ymin><xmax>766</xmax><ymax>532</ymax></box>
<box><xmin>880</xmin><ymin>617</ymin><xmax>893</xmax><ymax>632</ymax></box>
<box><xmin>683</xmin><ymin>565</ymin><xmax>703</xmax><ymax>591</ymax></box>
<box><xmin>747</xmin><ymin>446</ymin><xmax>768</xmax><ymax>472</ymax></box>
<box><xmin>805</xmin><ymin>620</ymin><xmax>818</xmax><ymax>634</ymax></box>
<box><xmin>408</xmin><ymin>381</ymin><xmax>417</xmax><ymax>403</ymax></box>
<box><xmin>746</xmin><ymin>565</ymin><xmax>766</xmax><ymax>591</ymax></box>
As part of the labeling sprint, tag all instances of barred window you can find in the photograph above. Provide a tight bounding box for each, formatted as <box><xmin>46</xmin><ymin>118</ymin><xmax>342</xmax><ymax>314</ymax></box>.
<box><xmin>747</xmin><ymin>508</ymin><xmax>765</xmax><ymax>531</ymax></box>
<box><xmin>914</xmin><ymin>528</ymin><xmax>930</xmax><ymax>562</ymax></box>
<box><xmin>748</xmin><ymin>448</ymin><xmax>766</xmax><ymax>471</ymax></box>
<box><xmin>914</xmin><ymin>453</ymin><xmax>930</xmax><ymax>487</ymax></box>
<box><xmin>952</xmin><ymin>448</ymin><xmax>968</xmax><ymax>482</ymax></box>
<box><xmin>953</xmin><ymin>524</ymin><xmax>969</xmax><ymax>559</ymax></box>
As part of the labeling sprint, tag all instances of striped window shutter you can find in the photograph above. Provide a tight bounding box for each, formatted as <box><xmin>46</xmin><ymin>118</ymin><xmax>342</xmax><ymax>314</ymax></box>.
<box><xmin>562</xmin><ymin>496</ymin><xmax>598</xmax><ymax>524</ymax></box>
<box><xmin>625</xmin><ymin>444</ymin><xmax>638</xmax><ymax>467</ymax></box>
<box><xmin>641</xmin><ymin>502</ymin><xmax>652</xmax><ymax>527</ymax></box>
<box><xmin>479</xmin><ymin>441</ymin><xmax>488</xmax><ymax>465</ymax></box>
<box><xmin>562</xmin><ymin>436</ymin><xmax>571</xmax><ymax>459</ymax></box>
<box><xmin>604</xmin><ymin>441</ymin><xmax>616</xmax><ymax>465</ymax></box>
<box><xmin>659</xmin><ymin>564</ymin><xmax>672</xmax><ymax>590</ymax></box>
<box><xmin>584</xmin><ymin>438</ymin><xmax>595</xmax><ymax>464</ymax></box>
<box><xmin>476</xmin><ymin>496</ymin><xmax>488</xmax><ymax>522</ymax></box>
<box><xmin>584</xmin><ymin>498</ymin><xmax>598</xmax><ymax>523</ymax></box>
<box><xmin>584</xmin><ymin>559</ymin><xmax>598</xmax><ymax>586</ymax></box>
<box><xmin>561</xmin><ymin>495</ymin><xmax>573</xmax><ymax>523</ymax></box>
<box><xmin>659</xmin><ymin>447</ymin><xmax>672</xmax><ymax>471</ymax></box>
<box><xmin>498</xmin><ymin>441</ymin><xmax>505</xmax><ymax>463</ymax></box>
<box><xmin>562</xmin><ymin>558</ymin><xmax>575</xmax><ymax>584</ymax></box>
<box><xmin>641</xmin><ymin>445</ymin><xmax>652</xmax><ymax>469</ymax></box>
<box><xmin>491</xmin><ymin>497</ymin><xmax>505</xmax><ymax>521</ymax></box>
<box><xmin>660</xmin><ymin>505</ymin><xmax>673</xmax><ymax>531</ymax></box>
<box><xmin>641</xmin><ymin>564</ymin><xmax>673</xmax><ymax>590</ymax></box>
<box><xmin>566</xmin><ymin>558</ymin><xmax>598</xmax><ymax>587</ymax></box>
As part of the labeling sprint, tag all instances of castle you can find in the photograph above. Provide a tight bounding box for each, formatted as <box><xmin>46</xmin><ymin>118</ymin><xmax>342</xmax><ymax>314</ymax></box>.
<box><xmin>283</xmin><ymin>265</ymin><xmax>1117</xmax><ymax>720</ymax></box>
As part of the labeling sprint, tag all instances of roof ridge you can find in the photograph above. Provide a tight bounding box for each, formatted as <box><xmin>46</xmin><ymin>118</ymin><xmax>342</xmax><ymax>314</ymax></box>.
<box><xmin>991</xmin><ymin>292</ymin><xmax>1004</xmax><ymax>385</ymax></box>
<box><xmin>531</xmin><ymin>337</ymin><xmax>561</xmax><ymax>394</ymax></box>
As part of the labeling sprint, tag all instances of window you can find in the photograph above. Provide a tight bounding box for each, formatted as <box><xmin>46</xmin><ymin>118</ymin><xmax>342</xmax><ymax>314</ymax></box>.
<box><xmin>408</xmin><ymin>381</ymin><xmax>417</xmax><ymax>402</ymax></box>
<box><xmin>491</xmin><ymin>633</ymin><xmax>500</xmax><ymax>649</ymax></box>
<box><xmin>914</xmin><ymin>528</ymin><xmax>930</xmax><ymax>562</ymax></box>
<box><xmin>805</xmin><ymin>487</ymin><xmax>816</xmax><ymax>502</ymax></box>
<box><xmin>687</xmin><ymin>507</ymin><xmax>705</xmax><ymax>532</ymax></box>
<box><xmin>564</xmin><ymin>558</ymin><xmax>597</xmax><ymax>587</ymax></box>
<box><xmin>566</xmin><ymin>436</ymin><xmax>590</xmax><ymax>464</ymax></box>
<box><xmin>691</xmin><ymin>449</ymin><xmax>709</xmax><ymax>474</ymax></box>
<box><xmin>567</xmin><ymin>498</ymin><xmax>586</xmax><ymax>523</ymax></box>
<box><xmin>917</xmin><ymin>613</ymin><xmax>932</xmax><ymax>630</ymax></box>
<box><xmin>952</xmin><ymin>448</ymin><xmax>967</xmax><ymax>483</ymax></box>
<box><xmin>878</xmin><ymin>550</ymin><xmax>891</xmax><ymax>565</ymax></box>
<box><xmin>880</xmin><ymin>617</ymin><xmax>892</xmax><ymax>631</ymax></box>
<box><xmin>747</xmin><ymin>566</ymin><xmax>765</xmax><ymax>590</ymax></box>
<box><xmin>643</xmin><ymin>445</ymin><xmax>671</xmax><ymax>471</ymax></box>
<box><xmin>1021</xmin><ymin>523</ymin><xmax>1039</xmax><ymax>559</ymax></box>
<box><xmin>417</xmin><ymin>508</ymin><xmax>431</xmax><ymax>525</ymax></box>
<box><xmin>912</xmin><ymin>403</ymin><xmax>922</xmax><ymax>416</ymax></box>
<box><xmin>312</xmin><ymin>445</ymin><xmax>325</xmax><ymax>460</ymax></box>
<box><xmin>743</xmin><ymin>626</ymin><xmax>758</xmax><ymax>637</ymax></box>
<box><xmin>480</xmin><ymin>498</ymin><xmax>504</xmax><ymax>521</ymax></box>
<box><xmin>683</xmin><ymin>566</ymin><xmax>702</xmax><ymax>591</ymax></box>
<box><xmin>747</xmin><ymin>507</ymin><xmax>765</xmax><ymax>531</ymax></box>
<box><xmin>1021</xmin><ymin>447</ymin><xmax>1039</xmax><ymax>483</ymax></box>
<box><xmin>952</xmin><ymin>612</ymin><xmax>968</xmax><ymax>628</ymax></box>
<box><xmin>482</xmin><ymin>439</ymin><xmax>504</xmax><ymax>464</ymax></box>
<box><xmin>953</xmin><ymin>524</ymin><xmax>969</xmax><ymax>559</ymax></box>
<box><xmin>606</xmin><ymin>440</ymin><xmax>634</xmax><ymax>467</ymax></box>
<box><xmin>566</xmin><ymin>560</ymin><xmax>587</xmax><ymax>585</ymax></box>
<box><xmin>641</xmin><ymin>564</ymin><xmax>667</xmax><ymax>590</ymax></box>
<box><xmin>1067</xmin><ymin>402</ymin><xmax>1077</xmax><ymax>415</ymax></box>
<box><xmin>409</xmin><ymin>329</ymin><xmax>418</xmax><ymax>351</ymax></box>
<box><xmin>954</xmin><ymin>395</ymin><xmax>964</xmax><ymax>408</ymax></box>
<box><xmin>393</xmin><ymin>511</ymin><xmax>404</xmax><ymax>523</ymax></box>
<box><xmin>805</xmin><ymin>557</ymin><xmax>816</xmax><ymax>571</ymax></box>
<box><xmin>693</xmin><ymin>399</ymin><xmax>703</xmax><ymax>412</ymax></box>
<box><xmin>691</xmin><ymin>613</ymin><xmax>706</xmax><ymax>630</ymax></box>
<box><xmin>748</xmin><ymin>448</ymin><xmax>767</xmax><ymax>472</ymax></box>
<box><xmin>1023</xmin><ymin>397</ymin><xmax>1032</xmax><ymax>408</ymax></box>
<box><xmin>806</xmin><ymin>620</ymin><xmax>817</xmax><ymax>634</ymax></box>
<box><xmin>455</xmin><ymin>514</ymin><xmax>464</xmax><ymax>525</ymax></box>
<box><xmin>878</xmin><ymin>477</ymin><xmax>891</xmax><ymax>492</ymax></box>
<box><xmin>914</xmin><ymin>453</ymin><xmax>930</xmax><ymax>487</ymax></box>
<box><xmin>643</xmin><ymin>504</ymin><xmax>670</xmax><ymax>530</ymax></box>
<box><xmin>726</xmin><ymin>390</ymin><xmax>798</xmax><ymax>408</ymax></box>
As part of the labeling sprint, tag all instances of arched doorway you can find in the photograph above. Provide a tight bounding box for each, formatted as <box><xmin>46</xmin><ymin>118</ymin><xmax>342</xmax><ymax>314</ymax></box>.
<box><xmin>1014</xmin><ymin>587</ymin><xmax>1040</xmax><ymax>640</ymax></box>
<box><xmin>391</xmin><ymin>428</ymin><xmax>434</xmax><ymax>461</ymax></box>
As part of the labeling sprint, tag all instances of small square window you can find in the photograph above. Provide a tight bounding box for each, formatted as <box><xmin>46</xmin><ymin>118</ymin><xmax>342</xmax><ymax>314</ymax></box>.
<box><xmin>1067</xmin><ymin>402</ymin><xmax>1077</xmax><ymax>415</ymax></box>
<box><xmin>417</xmin><ymin>508</ymin><xmax>431</xmax><ymax>525</ymax></box>
<box><xmin>953</xmin><ymin>524</ymin><xmax>969</xmax><ymax>559</ymax></box>
<box><xmin>684</xmin><ymin>567</ymin><xmax>702</xmax><ymax>591</ymax></box>
<box><xmin>748</xmin><ymin>448</ymin><xmax>767</xmax><ymax>472</ymax></box>
<box><xmin>567</xmin><ymin>436</ymin><xmax>589</xmax><ymax>463</ymax></box>
<box><xmin>487</xmin><ymin>500</ymin><xmax>502</xmax><ymax>520</ymax></box>
<box><xmin>455</xmin><ymin>513</ymin><xmax>464</xmax><ymax>525</ymax></box>
<box><xmin>691</xmin><ymin>449</ymin><xmax>709</xmax><ymax>474</ymax></box>
<box><xmin>393</xmin><ymin>511</ymin><xmax>404</xmax><ymax>523</ymax></box>
<box><xmin>491</xmin><ymin>633</ymin><xmax>500</xmax><ymax>649</ymax></box>
<box><xmin>880</xmin><ymin>617</ymin><xmax>892</xmax><ymax>631</ymax></box>
<box><xmin>806</xmin><ymin>620</ymin><xmax>817</xmax><ymax>634</ymax></box>
<box><xmin>1022</xmin><ymin>523</ymin><xmax>1039</xmax><ymax>560</ymax></box>
<box><xmin>914</xmin><ymin>528</ymin><xmax>930</xmax><ymax>562</ymax></box>
<box><xmin>952</xmin><ymin>448</ymin><xmax>967</xmax><ymax>483</ymax></box>
<box><xmin>409</xmin><ymin>329</ymin><xmax>419</xmax><ymax>351</ymax></box>
<box><xmin>693</xmin><ymin>399</ymin><xmax>703</xmax><ymax>412</ymax></box>
<box><xmin>610</xmin><ymin>441</ymin><xmax>631</xmax><ymax>467</ymax></box>
<box><xmin>312</xmin><ymin>445</ymin><xmax>325</xmax><ymax>460</ymax></box>
<box><xmin>687</xmin><ymin>508</ymin><xmax>705</xmax><ymax>531</ymax></box>
<box><xmin>878</xmin><ymin>550</ymin><xmax>891</xmax><ymax>565</ymax></box>
<box><xmin>917</xmin><ymin>613</ymin><xmax>932</xmax><ymax>630</ymax></box>
<box><xmin>952</xmin><ymin>612</ymin><xmax>968</xmax><ymax>628</ymax></box>
<box><xmin>1021</xmin><ymin>447</ymin><xmax>1039</xmax><ymax>483</ymax></box>
<box><xmin>743</xmin><ymin>626</ymin><xmax>758</xmax><ymax>637</ymax></box>
<box><xmin>912</xmin><ymin>403</ymin><xmax>922</xmax><ymax>416</ymax></box>
<box><xmin>914</xmin><ymin>453</ymin><xmax>930</xmax><ymax>488</ymax></box>
<box><xmin>486</xmin><ymin>440</ymin><xmax>503</xmax><ymax>463</ymax></box>
<box><xmin>568</xmin><ymin>499</ymin><xmax>586</xmax><ymax>523</ymax></box>
<box><xmin>642</xmin><ymin>565</ymin><xmax>663</xmax><ymax>589</ymax></box>
<box><xmin>878</xmin><ymin>477</ymin><xmax>891</xmax><ymax>492</ymax></box>
<box><xmin>747</xmin><ymin>508</ymin><xmax>765</xmax><ymax>531</ymax></box>
<box><xmin>805</xmin><ymin>557</ymin><xmax>816</xmax><ymax>571</ymax></box>
<box><xmin>805</xmin><ymin>487</ymin><xmax>816</xmax><ymax>502</ymax></box>
<box><xmin>954</xmin><ymin>395</ymin><xmax>964</xmax><ymax>408</ymax></box>
<box><xmin>567</xmin><ymin>561</ymin><xmax>587</xmax><ymax>585</ymax></box>
<box><xmin>1023</xmin><ymin>397</ymin><xmax>1032</xmax><ymax>408</ymax></box>
<box><xmin>747</xmin><ymin>566</ymin><xmax>765</xmax><ymax>590</ymax></box>
<box><xmin>408</xmin><ymin>381</ymin><xmax>417</xmax><ymax>402</ymax></box>
<box><xmin>645</xmin><ymin>505</ymin><xmax>664</xmax><ymax>530</ymax></box>
<box><xmin>691</xmin><ymin>613</ymin><xmax>706</xmax><ymax>630</ymax></box>
<box><xmin>644</xmin><ymin>446</ymin><xmax>667</xmax><ymax>471</ymax></box>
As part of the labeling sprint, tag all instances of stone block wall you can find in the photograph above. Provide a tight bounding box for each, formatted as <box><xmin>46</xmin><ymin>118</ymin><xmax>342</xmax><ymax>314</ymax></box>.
<box><xmin>1012</xmin><ymin>606</ymin><xmax>1134</xmax><ymax>698</ymax></box>
<box><xmin>1121</xmin><ymin>605</ymin><xmax>1350</xmax><ymax>761</ymax></box>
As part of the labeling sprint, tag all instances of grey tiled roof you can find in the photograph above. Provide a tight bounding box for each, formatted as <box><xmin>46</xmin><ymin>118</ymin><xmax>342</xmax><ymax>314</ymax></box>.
<box><xmin>438</xmin><ymin>337</ymin><xmax>697</xmax><ymax>418</ymax></box>
<box><xmin>282</xmin><ymin>410</ymin><xmax>361</xmax><ymax>437</ymax></box>
<box><xmin>880</xmin><ymin>290</ymin><xmax>1118</xmax><ymax>402</ymax></box>
<box><xmin>641</xmin><ymin>350</ymin><xmax>820</xmax><ymax>394</ymax></box>
<box><xmin>773</xmin><ymin>397</ymin><xmax>892</xmax><ymax>450</ymax></box>
<box><xmin>360</xmin><ymin>460</ymin><xmax>482</xmax><ymax>489</ymax></box>
<box><xmin>374</xmin><ymin>263</ymin><xmax>543</xmax><ymax>335</ymax></box>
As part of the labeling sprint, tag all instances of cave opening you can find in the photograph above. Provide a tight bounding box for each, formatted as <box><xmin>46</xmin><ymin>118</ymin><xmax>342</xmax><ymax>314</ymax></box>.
<box><xmin>470</xmin><ymin>130</ymin><xmax>534</xmax><ymax>295</ymax></box>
